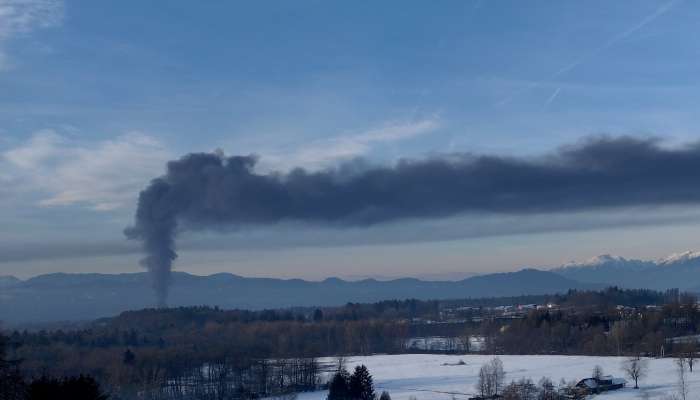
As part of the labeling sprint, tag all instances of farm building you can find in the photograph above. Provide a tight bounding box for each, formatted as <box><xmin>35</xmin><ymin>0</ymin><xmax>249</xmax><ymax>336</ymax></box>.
<box><xmin>575</xmin><ymin>376</ymin><xmax>627</xmax><ymax>394</ymax></box>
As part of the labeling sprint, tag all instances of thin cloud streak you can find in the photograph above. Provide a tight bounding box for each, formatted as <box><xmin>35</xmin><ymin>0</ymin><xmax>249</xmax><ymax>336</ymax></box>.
<box><xmin>544</xmin><ymin>87</ymin><xmax>561</xmax><ymax>108</ymax></box>
<box><xmin>257</xmin><ymin>118</ymin><xmax>441</xmax><ymax>171</ymax></box>
<box><xmin>496</xmin><ymin>0</ymin><xmax>680</xmax><ymax>106</ymax></box>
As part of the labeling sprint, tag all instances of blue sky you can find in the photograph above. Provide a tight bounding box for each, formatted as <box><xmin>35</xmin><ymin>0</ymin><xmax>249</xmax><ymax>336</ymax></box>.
<box><xmin>3</xmin><ymin>0</ymin><xmax>700</xmax><ymax>280</ymax></box>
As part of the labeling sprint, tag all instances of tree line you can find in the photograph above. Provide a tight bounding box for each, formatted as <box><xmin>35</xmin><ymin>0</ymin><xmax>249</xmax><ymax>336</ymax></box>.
<box><xmin>1</xmin><ymin>334</ymin><xmax>109</xmax><ymax>399</ymax></box>
<box><xmin>2</xmin><ymin>287</ymin><xmax>699</xmax><ymax>399</ymax></box>
<box><xmin>491</xmin><ymin>296</ymin><xmax>700</xmax><ymax>356</ymax></box>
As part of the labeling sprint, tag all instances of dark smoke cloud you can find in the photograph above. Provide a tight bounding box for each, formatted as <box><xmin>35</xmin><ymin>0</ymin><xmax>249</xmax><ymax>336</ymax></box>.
<box><xmin>125</xmin><ymin>136</ymin><xmax>700</xmax><ymax>305</ymax></box>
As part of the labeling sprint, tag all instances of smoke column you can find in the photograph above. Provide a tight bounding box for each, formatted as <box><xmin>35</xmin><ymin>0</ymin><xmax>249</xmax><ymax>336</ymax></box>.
<box><xmin>126</xmin><ymin>136</ymin><xmax>700</xmax><ymax>306</ymax></box>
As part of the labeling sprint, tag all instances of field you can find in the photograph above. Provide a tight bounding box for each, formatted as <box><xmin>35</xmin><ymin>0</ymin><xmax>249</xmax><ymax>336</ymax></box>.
<box><xmin>297</xmin><ymin>354</ymin><xmax>697</xmax><ymax>400</ymax></box>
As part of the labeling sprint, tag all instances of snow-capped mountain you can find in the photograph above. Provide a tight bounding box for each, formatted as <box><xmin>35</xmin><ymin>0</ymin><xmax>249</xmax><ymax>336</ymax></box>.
<box><xmin>552</xmin><ymin>251</ymin><xmax>700</xmax><ymax>290</ymax></box>
<box><xmin>657</xmin><ymin>250</ymin><xmax>700</xmax><ymax>266</ymax></box>
<box><xmin>560</xmin><ymin>254</ymin><xmax>655</xmax><ymax>271</ymax></box>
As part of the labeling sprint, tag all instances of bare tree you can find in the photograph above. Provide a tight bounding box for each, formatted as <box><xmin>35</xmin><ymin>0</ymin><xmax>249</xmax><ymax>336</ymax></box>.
<box><xmin>538</xmin><ymin>377</ymin><xmax>558</xmax><ymax>400</ymax></box>
<box><xmin>491</xmin><ymin>357</ymin><xmax>506</xmax><ymax>396</ymax></box>
<box><xmin>476</xmin><ymin>357</ymin><xmax>506</xmax><ymax>397</ymax></box>
<box><xmin>477</xmin><ymin>362</ymin><xmax>492</xmax><ymax>397</ymax></box>
<box><xmin>611</xmin><ymin>321</ymin><xmax>626</xmax><ymax>357</ymax></box>
<box><xmin>676</xmin><ymin>357</ymin><xmax>688</xmax><ymax>400</ymax></box>
<box><xmin>335</xmin><ymin>356</ymin><xmax>347</xmax><ymax>373</ymax></box>
<box><xmin>515</xmin><ymin>378</ymin><xmax>538</xmax><ymax>400</ymax></box>
<box><xmin>592</xmin><ymin>365</ymin><xmax>604</xmax><ymax>380</ymax></box>
<box><xmin>502</xmin><ymin>381</ymin><xmax>519</xmax><ymax>400</ymax></box>
<box><xmin>459</xmin><ymin>329</ymin><xmax>472</xmax><ymax>354</ymax></box>
<box><xmin>683</xmin><ymin>341</ymin><xmax>697</xmax><ymax>372</ymax></box>
<box><xmin>622</xmin><ymin>356</ymin><xmax>648</xmax><ymax>389</ymax></box>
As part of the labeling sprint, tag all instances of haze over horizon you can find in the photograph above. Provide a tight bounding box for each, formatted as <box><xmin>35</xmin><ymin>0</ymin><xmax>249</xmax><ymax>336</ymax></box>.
<box><xmin>4</xmin><ymin>0</ymin><xmax>700</xmax><ymax>282</ymax></box>
<box><xmin>3</xmin><ymin>248</ymin><xmax>700</xmax><ymax>282</ymax></box>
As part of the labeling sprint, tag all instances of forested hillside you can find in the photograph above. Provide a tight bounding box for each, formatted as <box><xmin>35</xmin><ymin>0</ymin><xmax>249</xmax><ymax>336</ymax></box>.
<box><xmin>2</xmin><ymin>288</ymin><xmax>698</xmax><ymax>399</ymax></box>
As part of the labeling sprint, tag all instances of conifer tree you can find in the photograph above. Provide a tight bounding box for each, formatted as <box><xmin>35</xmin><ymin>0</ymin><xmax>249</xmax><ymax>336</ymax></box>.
<box><xmin>328</xmin><ymin>369</ymin><xmax>350</xmax><ymax>400</ymax></box>
<box><xmin>0</xmin><ymin>334</ymin><xmax>25</xmax><ymax>400</ymax></box>
<box><xmin>349</xmin><ymin>365</ymin><xmax>375</xmax><ymax>400</ymax></box>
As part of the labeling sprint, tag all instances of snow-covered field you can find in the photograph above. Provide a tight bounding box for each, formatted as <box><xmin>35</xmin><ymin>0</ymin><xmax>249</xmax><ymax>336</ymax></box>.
<box><xmin>297</xmin><ymin>354</ymin><xmax>696</xmax><ymax>400</ymax></box>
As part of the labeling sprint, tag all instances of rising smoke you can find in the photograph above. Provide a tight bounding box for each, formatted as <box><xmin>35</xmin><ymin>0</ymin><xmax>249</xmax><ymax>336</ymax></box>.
<box><xmin>126</xmin><ymin>136</ymin><xmax>700</xmax><ymax>306</ymax></box>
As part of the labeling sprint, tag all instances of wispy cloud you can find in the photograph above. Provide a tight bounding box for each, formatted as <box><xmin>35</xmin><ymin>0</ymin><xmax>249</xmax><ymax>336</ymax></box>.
<box><xmin>2</xmin><ymin>131</ymin><xmax>171</xmax><ymax>210</ymax></box>
<box><xmin>0</xmin><ymin>0</ymin><xmax>63</xmax><ymax>69</ymax></box>
<box><xmin>258</xmin><ymin>118</ymin><xmax>441</xmax><ymax>171</ymax></box>
<box><xmin>496</xmin><ymin>0</ymin><xmax>680</xmax><ymax>106</ymax></box>
<box><xmin>0</xmin><ymin>119</ymin><xmax>439</xmax><ymax>211</ymax></box>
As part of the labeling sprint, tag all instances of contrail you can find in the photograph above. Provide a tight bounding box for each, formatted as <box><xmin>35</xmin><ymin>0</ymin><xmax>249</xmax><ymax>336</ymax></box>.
<box><xmin>553</xmin><ymin>0</ymin><xmax>679</xmax><ymax>78</ymax></box>
<box><xmin>496</xmin><ymin>0</ymin><xmax>680</xmax><ymax>106</ymax></box>
<box><xmin>544</xmin><ymin>87</ymin><xmax>561</xmax><ymax>108</ymax></box>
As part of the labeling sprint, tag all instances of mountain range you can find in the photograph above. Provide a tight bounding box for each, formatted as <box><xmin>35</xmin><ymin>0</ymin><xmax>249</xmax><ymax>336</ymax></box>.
<box><xmin>1</xmin><ymin>250</ymin><xmax>699</xmax><ymax>325</ymax></box>
<box><xmin>0</xmin><ymin>269</ymin><xmax>591</xmax><ymax>324</ymax></box>
<box><xmin>551</xmin><ymin>250</ymin><xmax>700</xmax><ymax>291</ymax></box>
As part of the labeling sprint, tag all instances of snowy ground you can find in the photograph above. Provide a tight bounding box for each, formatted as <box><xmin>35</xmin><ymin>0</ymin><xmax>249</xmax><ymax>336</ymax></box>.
<box><xmin>297</xmin><ymin>354</ymin><xmax>696</xmax><ymax>400</ymax></box>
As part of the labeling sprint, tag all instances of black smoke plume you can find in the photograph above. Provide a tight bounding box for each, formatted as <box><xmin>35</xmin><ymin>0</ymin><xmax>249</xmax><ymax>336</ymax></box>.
<box><xmin>125</xmin><ymin>136</ymin><xmax>700</xmax><ymax>305</ymax></box>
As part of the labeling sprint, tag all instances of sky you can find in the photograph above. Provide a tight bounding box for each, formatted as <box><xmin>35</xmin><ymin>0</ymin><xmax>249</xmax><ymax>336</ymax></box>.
<box><xmin>2</xmin><ymin>0</ymin><xmax>700</xmax><ymax>280</ymax></box>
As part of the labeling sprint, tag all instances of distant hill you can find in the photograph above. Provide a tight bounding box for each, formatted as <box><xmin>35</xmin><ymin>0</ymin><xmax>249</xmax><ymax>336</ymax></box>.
<box><xmin>0</xmin><ymin>268</ymin><xmax>593</xmax><ymax>324</ymax></box>
<box><xmin>0</xmin><ymin>275</ymin><xmax>21</xmax><ymax>288</ymax></box>
<box><xmin>5</xmin><ymin>250</ymin><xmax>699</xmax><ymax>325</ymax></box>
<box><xmin>551</xmin><ymin>250</ymin><xmax>700</xmax><ymax>290</ymax></box>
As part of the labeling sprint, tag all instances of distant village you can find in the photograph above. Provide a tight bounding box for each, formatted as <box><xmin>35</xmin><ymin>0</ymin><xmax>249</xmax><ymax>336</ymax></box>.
<box><xmin>405</xmin><ymin>293</ymin><xmax>700</xmax><ymax>356</ymax></box>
